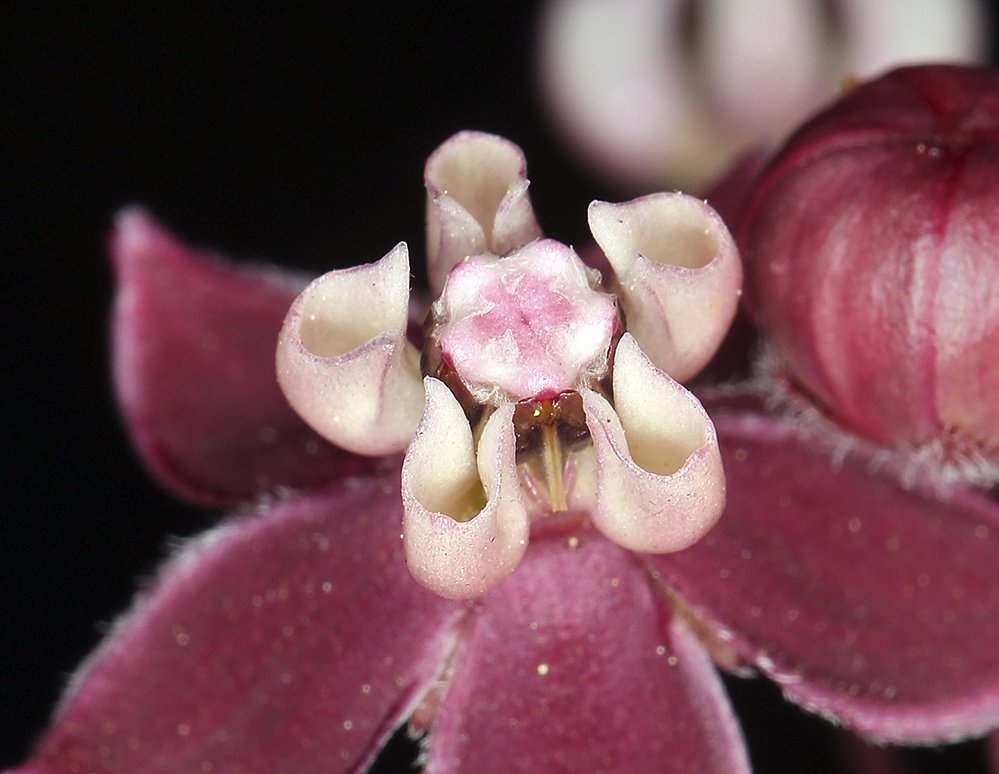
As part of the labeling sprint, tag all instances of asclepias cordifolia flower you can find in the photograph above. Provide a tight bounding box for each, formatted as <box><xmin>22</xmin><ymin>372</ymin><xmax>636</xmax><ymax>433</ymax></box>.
<box><xmin>737</xmin><ymin>64</ymin><xmax>999</xmax><ymax>489</ymax></box>
<box><xmin>537</xmin><ymin>0</ymin><xmax>987</xmax><ymax>190</ymax></box>
<box><xmin>275</xmin><ymin>132</ymin><xmax>740</xmax><ymax>598</ymax></box>
<box><xmin>11</xmin><ymin>122</ymin><xmax>999</xmax><ymax>774</ymax></box>
<box><xmin>11</xmin><ymin>131</ymin><xmax>751</xmax><ymax>774</ymax></box>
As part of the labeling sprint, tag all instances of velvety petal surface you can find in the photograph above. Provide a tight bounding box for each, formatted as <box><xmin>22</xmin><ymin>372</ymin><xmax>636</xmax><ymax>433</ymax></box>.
<box><xmin>424</xmin><ymin>532</ymin><xmax>749</xmax><ymax>774</ymax></box>
<box><xmin>16</xmin><ymin>475</ymin><xmax>464</xmax><ymax>774</ymax></box>
<box><xmin>648</xmin><ymin>391</ymin><xmax>999</xmax><ymax>743</ymax></box>
<box><xmin>112</xmin><ymin>209</ymin><xmax>371</xmax><ymax>507</ymax></box>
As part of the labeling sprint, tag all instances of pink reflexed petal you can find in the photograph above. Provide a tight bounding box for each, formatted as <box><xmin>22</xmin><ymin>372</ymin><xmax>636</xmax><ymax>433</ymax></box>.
<box><xmin>648</xmin><ymin>393</ymin><xmax>999</xmax><ymax>743</ymax></box>
<box><xmin>276</xmin><ymin>243</ymin><xmax>424</xmax><ymax>456</ymax></box>
<box><xmin>402</xmin><ymin>378</ymin><xmax>529</xmax><ymax>599</ymax></box>
<box><xmin>18</xmin><ymin>476</ymin><xmax>464</xmax><ymax>773</ymax></box>
<box><xmin>424</xmin><ymin>533</ymin><xmax>749</xmax><ymax>774</ymax></box>
<box><xmin>424</xmin><ymin>131</ymin><xmax>542</xmax><ymax>294</ymax></box>
<box><xmin>581</xmin><ymin>335</ymin><xmax>725</xmax><ymax>553</ymax></box>
<box><xmin>111</xmin><ymin>208</ymin><xmax>370</xmax><ymax>507</ymax></box>
<box><xmin>588</xmin><ymin>194</ymin><xmax>742</xmax><ymax>382</ymax></box>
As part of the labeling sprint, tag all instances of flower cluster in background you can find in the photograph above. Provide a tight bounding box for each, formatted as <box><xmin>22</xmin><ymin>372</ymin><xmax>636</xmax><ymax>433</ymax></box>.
<box><xmin>538</xmin><ymin>0</ymin><xmax>988</xmax><ymax>190</ymax></box>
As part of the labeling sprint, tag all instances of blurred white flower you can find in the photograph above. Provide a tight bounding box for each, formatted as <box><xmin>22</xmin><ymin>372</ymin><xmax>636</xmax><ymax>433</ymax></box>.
<box><xmin>537</xmin><ymin>0</ymin><xmax>987</xmax><ymax>189</ymax></box>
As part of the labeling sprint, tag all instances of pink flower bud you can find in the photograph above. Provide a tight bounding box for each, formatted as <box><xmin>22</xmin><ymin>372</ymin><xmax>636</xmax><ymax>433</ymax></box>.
<box><xmin>740</xmin><ymin>65</ymin><xmax>999</xmax><ymax>480</ymax></box>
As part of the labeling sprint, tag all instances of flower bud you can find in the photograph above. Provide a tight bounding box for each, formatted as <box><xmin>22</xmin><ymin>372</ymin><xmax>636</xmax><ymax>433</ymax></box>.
<box><xmin>739</xmin><ymin>65</ymin><xmax>999</xmax><ymax>478</ymax></box>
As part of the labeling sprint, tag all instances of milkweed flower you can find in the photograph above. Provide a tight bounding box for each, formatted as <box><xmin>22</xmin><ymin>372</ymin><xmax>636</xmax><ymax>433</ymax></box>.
<box><xmin>276</xmin><ymin>132</ymin><xmax>741</xmax><ymax>598</ymax></box>
<box><xmin>10</xmin><ymin>122</ymin><xmax>999</xmax><ymax>774</ymax></box>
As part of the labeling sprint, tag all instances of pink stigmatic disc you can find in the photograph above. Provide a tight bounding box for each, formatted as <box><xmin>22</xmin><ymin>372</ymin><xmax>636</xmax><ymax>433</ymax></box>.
<box><xmin>438</xmin><ymin>240</ymin><xmax>617</xmax><ymax>401</ymax></box>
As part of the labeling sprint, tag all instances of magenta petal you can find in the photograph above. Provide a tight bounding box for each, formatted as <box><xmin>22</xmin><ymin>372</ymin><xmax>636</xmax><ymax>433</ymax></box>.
<box><xmin>425</xmin><ymin>534</ymin><xmax>749</xmax><ymax>773</ymax></box>
<box><xmin>649</xmin><ymin>394</ymin><xmax>999</xmax><ymax>743</ymax></box>
<box><xmin>112</xmin><ymin>209</ymin><xmax>374</xmax><ymax>506</ymax></box>
<box><xmin>19</xmin><ymin>476</ymin><xmax>463</xmax><ymax>773</ymax></box>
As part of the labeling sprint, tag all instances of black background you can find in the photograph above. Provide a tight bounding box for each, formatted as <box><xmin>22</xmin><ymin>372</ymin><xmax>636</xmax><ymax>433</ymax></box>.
<box><xmin>4</xmin><ymin>4</ymin><xmax>997</xmax><ymax>772</ymax></box>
